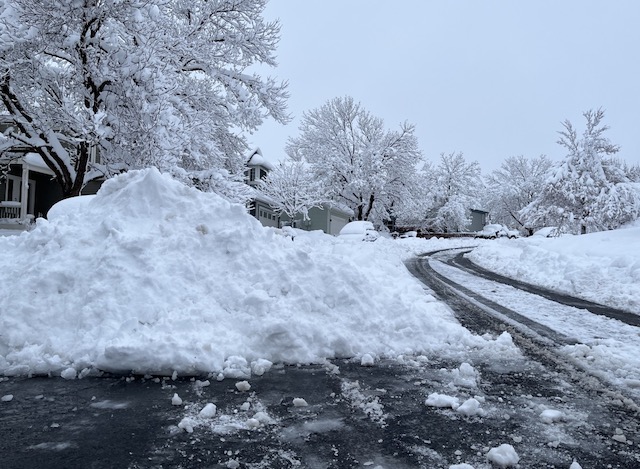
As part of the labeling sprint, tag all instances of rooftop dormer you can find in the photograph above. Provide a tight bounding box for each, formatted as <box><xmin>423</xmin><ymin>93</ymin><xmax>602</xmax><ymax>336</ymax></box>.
<box><xmin>245</xmin><ymin>147</ymin><xmax>274</xmax><ymax>187</ymax></box>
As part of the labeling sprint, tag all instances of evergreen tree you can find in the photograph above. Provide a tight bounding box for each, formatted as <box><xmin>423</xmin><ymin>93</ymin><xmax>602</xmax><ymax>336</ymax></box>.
<box><xmin>522</xmin><ymin>109</ymin><xmax>640</xmax><ymax>234</ymax></box>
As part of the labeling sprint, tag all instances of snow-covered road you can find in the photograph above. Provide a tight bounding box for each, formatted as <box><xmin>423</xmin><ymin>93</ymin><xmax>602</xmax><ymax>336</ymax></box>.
<box><xmin>417</xmin><ymin>248</ymin><xmax>640</xmax><ymax>404</ymax></box>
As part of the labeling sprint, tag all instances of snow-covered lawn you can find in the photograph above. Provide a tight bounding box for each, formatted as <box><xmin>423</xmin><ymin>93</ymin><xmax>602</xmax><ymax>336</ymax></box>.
<box><xmin>0</xmin><ymin>169</ymin><xmax>511</xmax><ymax>377</ymax></box>
<box><xmin>466</xmin><ymin>226</ymin><xmax>640</xmax><ymax>314</ymax></box>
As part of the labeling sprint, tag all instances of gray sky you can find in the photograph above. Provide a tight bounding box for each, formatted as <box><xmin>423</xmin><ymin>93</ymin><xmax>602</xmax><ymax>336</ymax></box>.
<box><xmin>249</xmin><ymin>0</ymin><xmax>640</xmax><ymax>173</ymax></box>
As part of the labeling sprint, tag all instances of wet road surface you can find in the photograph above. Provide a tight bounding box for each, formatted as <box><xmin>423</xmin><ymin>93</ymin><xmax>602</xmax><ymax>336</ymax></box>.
<box><xmin>2</xmin><ymin>356</ymin><xmax>640</xmax><ymax>469</ymax></box>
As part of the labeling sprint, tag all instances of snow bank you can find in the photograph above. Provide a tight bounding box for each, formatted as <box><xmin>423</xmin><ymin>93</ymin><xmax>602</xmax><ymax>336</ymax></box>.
<box><xmin>466</xmin><ymin>228</ymin><xmax>640</xmax><ymax>314</ymax></box>
<box><xmin>0</xmin><ymin>169</ymin><xmax>503</xmax><ymax>376</ymax></box>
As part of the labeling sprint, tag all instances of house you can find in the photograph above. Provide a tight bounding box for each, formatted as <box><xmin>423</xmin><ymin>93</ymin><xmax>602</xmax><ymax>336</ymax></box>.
<box><xmin>245</xmin><ymin>148</ymin><xmax>280</xmax><ymax>228</ymax></box>
<box><xmin>0</xmin><ymin>152</ymin><xmax>63</xmax><ymax>229</ymax></box>
<box><xmin>279</xmin><ymin>204</ymin><xmax>352</xmax><ymax>236</ymax></box>
<box><xmin>467</xmin><ymin>208</ymin><xmax>489</xmax><ymax>232</ymax></box>
<box><xmin>0</xmin><ymin>118</ymin><xmax>104</xmax><ymax>230</ymax></box>
<box><xmin>245</xmin><ymin>148</ymin><xmax>353</xmax><ymax>235</ymax></box>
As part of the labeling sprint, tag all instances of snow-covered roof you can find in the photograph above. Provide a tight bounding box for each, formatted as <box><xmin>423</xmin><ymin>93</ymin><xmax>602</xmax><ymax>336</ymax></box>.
<box><xmin>246</xmin><ymin>147</ymin><xmax>274</xmax><ymax>171</ymax></box>
<box><xmin>22</xmin><ymin>152</ymin><xmax>54</xmax><ymax>175</ymax></box>
<box><xmin>323</xmin><ymin>202</ymin><xmax>354</xmax><ymax>217</ymax></box>
<box><xmin>0</xmin><ymin>151</ymin><xmax>55</xmax><ymax>176</ymax></box>
<box><xmin>248</xmin><ymin>185</ymin><xmax>277</xmax><ymax>205</ymax></box>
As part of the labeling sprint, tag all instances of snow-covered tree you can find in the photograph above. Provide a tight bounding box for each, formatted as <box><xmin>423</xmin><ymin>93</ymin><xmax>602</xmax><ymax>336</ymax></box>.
<box><xmin>0</xmin><ymin>0</ymin><xmax>288</xmax><ymax>197</ymax></box>
<box><xmin>390</xmin><ymin>160</ymin><xmax>435</xmax><ymax>229</ymax></box>
<box><xmin>521</xmin><ymin>109</ymin><xmax>640</xmax><ymax>234</ymax></box>
<box><xmin>259</xmin><ymin>160</ymin><xmax>327</xmax><ymax>222</ymax></box>
<box><xmin>483</xmin><ymin>155</ymin><xmax>553</xmax><ymax>234</ymax></box>
<box><xmin>286</xmin><ymin>96</ymin><xmax>422</xmax><ymax>226</ymax></box>
<box><xmin>623</xmin><ymin>162</ymin><xmax>640</xmax><ymax>183</ymax></box>
<box><xmin>429</xmin><ymin>152</ymin><xmax>482</xmax><ymax>232</ymax></box>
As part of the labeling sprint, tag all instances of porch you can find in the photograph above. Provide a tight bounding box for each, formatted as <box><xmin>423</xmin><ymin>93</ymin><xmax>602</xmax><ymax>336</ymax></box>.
<box><xmin>0</xmin><ymin>153</ymin><xmax>62</xmax><ymax>228</ymax></box>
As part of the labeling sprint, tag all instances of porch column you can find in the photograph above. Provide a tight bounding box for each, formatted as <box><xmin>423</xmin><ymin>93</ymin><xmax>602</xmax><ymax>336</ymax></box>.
<box><xmin>20</xmin><ymin>162</ymin><xmax>29</xmax><ymax>219</ymax></box>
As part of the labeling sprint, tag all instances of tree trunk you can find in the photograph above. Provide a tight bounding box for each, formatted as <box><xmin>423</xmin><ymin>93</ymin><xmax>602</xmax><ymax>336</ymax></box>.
<box><xmin>363</xmin><ymin>194</ymin><xmax>375</xmax><ymax>221</ymax></box>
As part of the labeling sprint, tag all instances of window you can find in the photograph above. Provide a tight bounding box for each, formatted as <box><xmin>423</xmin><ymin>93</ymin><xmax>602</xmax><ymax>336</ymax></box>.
<box><xmin>249</xmin><ymin>168</ymin><xmax>256</xmax><ymax>181</ymax></box>
<box><xmin>260</xmin><ymin>168</ymin><xmax>267</xmax><ymax>180</ymax></box>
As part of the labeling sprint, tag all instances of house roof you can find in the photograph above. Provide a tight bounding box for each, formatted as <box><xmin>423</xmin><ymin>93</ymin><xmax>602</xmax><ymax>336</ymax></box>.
<box><xmin>323</xmin><ymin>202</ymin><xmax>354</xmax><ymax>217</ymax></box>
<box><xmin>246</xmin><ymin>147</ymin><xmax>274</xmax><ymax>171</ymax></box>
<box><xmin>22</xmin><ymin>152</ymin><xmax>55</xmax><ymax>175</ymax></box>
<box><xmin>0</xmin><ymin>151</ymin><xmax>55</xmax><ymax>176</ymax></box>
<box><xmin>248</xmin><ymin>185</ymin><xmax>277</xmax><ymax>206</ymax></box>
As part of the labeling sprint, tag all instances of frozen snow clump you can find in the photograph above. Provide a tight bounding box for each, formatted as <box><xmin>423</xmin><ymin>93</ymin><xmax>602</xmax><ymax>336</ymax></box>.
<box><xmin>486</xmin><ymin>443</ymin><xmax>519</xmax><ymax>467</ymax></box>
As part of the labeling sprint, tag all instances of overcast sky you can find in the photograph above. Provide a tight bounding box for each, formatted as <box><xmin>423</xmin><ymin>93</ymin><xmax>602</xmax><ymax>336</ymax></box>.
<box><xmin>248</xmin><ymin>1</ymin><xmax>640</xmax><ymax>173</ymax></box>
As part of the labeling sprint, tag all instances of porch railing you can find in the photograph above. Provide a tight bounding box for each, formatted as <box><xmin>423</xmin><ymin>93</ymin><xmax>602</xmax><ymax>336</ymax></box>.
<box><xmin>0</xmin><ymin>201</ymin><xmax>21</xmax><ymax>219</ymax></box>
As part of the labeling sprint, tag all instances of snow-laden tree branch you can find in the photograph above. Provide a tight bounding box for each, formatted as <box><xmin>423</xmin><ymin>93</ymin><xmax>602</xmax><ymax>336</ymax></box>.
<box><xmin>0</xmin><ymin>0</ymin><xmax>289</xmax><ymax>197</ymax></box>
<box><xmin>428</xmin><ymin>152</ymin><xmax>483</xmax><ymax>232</ymax></box>
<box><xmin>483</xmin><ymin>155</ymin><xmax>552</xmax><ymax>234</ymax></box>
<box><xmin>258</xmin><ymin>160</ymin><xmax>328</xmax><ymax>221</ymax></box>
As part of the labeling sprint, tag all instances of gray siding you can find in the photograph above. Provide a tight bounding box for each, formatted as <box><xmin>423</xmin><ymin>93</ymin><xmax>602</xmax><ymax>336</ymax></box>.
<box><xmin>468</xmin><ymin>210</ymin><xmax>488</xmax><ymax>232</ymax></box>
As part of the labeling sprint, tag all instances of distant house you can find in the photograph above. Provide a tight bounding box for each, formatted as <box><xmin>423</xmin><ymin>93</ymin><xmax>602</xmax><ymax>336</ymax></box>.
<box><xmin>245</xmin><ymin>148</ymin><xmax>280</xmax><ymax>228</ymax></box>
<box><xmin>279</xmin><ymin>203</ymin><xmax>353</xmax><ymax>236</ymax></box>
<box><xmin>467</xmin><ymin>208</ymin><xmax>489</xmax><ymax>232</ymax></box>
<box><xmin>245</xmin><ymin>148</ymin><xmax>353</xmax><ymax>235</ymax></box>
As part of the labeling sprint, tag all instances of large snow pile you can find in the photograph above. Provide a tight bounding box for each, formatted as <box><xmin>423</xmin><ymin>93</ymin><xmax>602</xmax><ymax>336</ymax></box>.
<box><xmin>466</xmin><ymin>225</ymin><xmax>640</xmax><ymax>313</ymax></box>
<box><xmin>0</xmin><ymin>169</ymin><xmax>505</xmax><ymax>377</ymax></box>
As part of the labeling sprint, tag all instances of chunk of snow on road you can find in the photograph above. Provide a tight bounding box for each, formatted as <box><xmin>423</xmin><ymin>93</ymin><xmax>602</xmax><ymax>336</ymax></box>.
<box><xmin>425</xmin><ymin>393</ymin><xmax>460</xmax><ymax>409</ymax></box>
<box><xmin>292</xmin><ymin>398</ymin><xmax>308</xmax><ymax>407</ymax></box>
<box><xmin>171</xmin><ymin>393</ymin><xmax>183</xmax><ymax>406</ymax></box>
<box><xmin>540</xmin><ymin>409</ymin><xmax>565</xmax><ymax>424</ymax></box>
<box><xmin>252</xmin><ymin>411</ymin><xmax>275</xmax><ymax>425</ymax></box>
<box><xmin>450</xmin><ymin>362</ymin><xmax>478</xmax><ymax>388</ymax></box>
<box><xmin>341</xmin><ymin>380</ymin><xmax>386</xmax><ymax>425</ymax></box>
<box><xmin>245</xmin><ymin>418</ymin><xmax>260</xmax><ymax>428</ymax></box>
<box><xmin>235</xmin><ymin>381</ymin><xmax>251</xmax><ymax>392</ymax></box>
<box><xmin>1</xmin><ymin>394</ymin><xmax>13</xmax><ymax>402</ymax></box>
<box><xmin>360</xmin><ymin>354</ymin><xmax>375</xmax><ymax>366</ymax></box>
<box><xmin>456</xmin><ymin>398</ymin><xmax>486</xmax><ymax>417</ymax></box>
<box><xmin>449</xmin><ymin>464</ymin><xmax>475</xmax><ymax>469</ymax></box>
<box><xmin>60</xmin><ymin>367</ymin><xmax>77</xmax><ymax>380</ymax></box>
<box><xmin>223</xmin><ymin>357</ymin><xmax>251</xmax><ymax>379</ymax></box>
<box><xmin>178</xmin><ymin>417</ymin><xmax>195</xmax><ymax>433</ymax></box>
<box><xmin>612</xmin><ymin>428</ymin><xmax>627</xmax><ymax>443</ymax></box>
<box><xmin>199</xmin><ymin>403</ymin><xmax>217</xmax><ymax>418</ymax></box>
<box><xmin>486</xmin><ymin>443</ymin><xmax>519</xmax><ymax>467</ymax></box>
<box><xmin>495</xmin><ymin>331</ymin><xmax>515</xmax><ymax>347</ymax></box>
<box><xmin>569</xmin><ymin>460</ymin><xmax>582</xmax><ymax>469</ymax></box>
<box><xmin>251</xmin><ymin>359</ymin><xmax>272</xmax><ymax>376</ymax></box>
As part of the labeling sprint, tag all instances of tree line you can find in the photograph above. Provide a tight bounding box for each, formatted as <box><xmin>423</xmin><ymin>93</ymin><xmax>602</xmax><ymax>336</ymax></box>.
<box><xmin>264</xmin><ymin>98</ymin><xmax>640</xmax><ymax>235</ymax></box>
<box><xmin>1</xmin><ymin>1</ymin><xmax>638</xmax><ymax>235</ymax></box>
